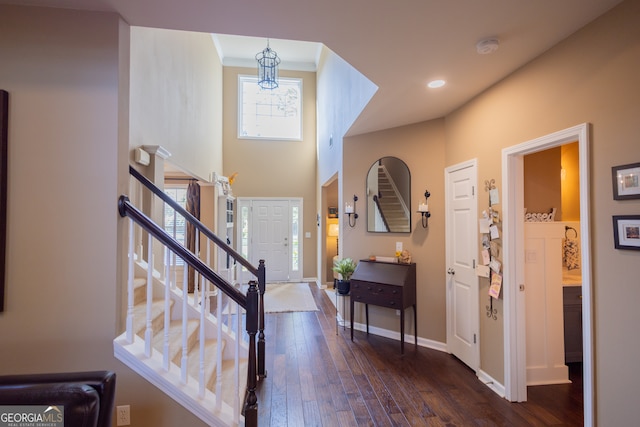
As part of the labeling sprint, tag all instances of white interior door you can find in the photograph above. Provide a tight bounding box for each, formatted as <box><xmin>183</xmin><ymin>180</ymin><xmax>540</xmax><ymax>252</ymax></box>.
<box><xmin>446</xmin><ymin>160</ymin><xmax>479</xmax><ymax>371</ymax></box>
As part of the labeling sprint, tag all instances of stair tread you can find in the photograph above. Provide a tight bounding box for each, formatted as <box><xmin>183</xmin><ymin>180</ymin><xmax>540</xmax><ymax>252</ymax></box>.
<box><xmin>151</xmin><ymin>318</ymin><xmax>200</xmax><ymax>364</ymax></box>
<box><xmin>132</xmin><ymin>299</ymin><xmax>174</xmax><ymax>335</ymax></box>
<box><xmin>186</xmin><ymin>339</ymin><xmax>227</xmax><ymax>390</ymax></box>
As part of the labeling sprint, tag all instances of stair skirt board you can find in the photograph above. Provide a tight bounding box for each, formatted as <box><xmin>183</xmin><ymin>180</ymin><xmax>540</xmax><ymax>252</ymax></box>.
<box><xmin>114</xmin><ymin>335</ymin><xmax>244</xmax><ymax>427</ymax></box>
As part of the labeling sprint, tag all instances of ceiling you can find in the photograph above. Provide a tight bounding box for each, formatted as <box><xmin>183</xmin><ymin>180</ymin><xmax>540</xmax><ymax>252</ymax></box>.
<box><xmin>4</xmin><ymin>0</ymin><xmax>623</xmax><ymax>136</ymax></box>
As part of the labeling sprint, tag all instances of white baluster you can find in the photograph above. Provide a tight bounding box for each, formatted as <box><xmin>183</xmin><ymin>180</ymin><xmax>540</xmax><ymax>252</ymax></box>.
<box><xmin>144</xmin><ymin>234</ymin><xmax>154</xmax><ymax>357</ymax></box>
<box><xmin>172</xmin><ymin>212</ymin><xmax>178</xmax><ymax>291</ymax></box>
<box><xmin>136</xmin><ymin>181</ymin><xmax>144</xmax><ymax>260</ymax></box>
<box><xmin>126</xmin><ymin>219</ymin><xmax>135</xmax><ymax>344</ymax></box>
<box><xmin>199</xmin><ymin>274</ymin><xmax>206</xmax><ymax>398</ymax></box>
<box><xmin>234</xmin><ymin>303</ymin><xmax>242</xmax><ymax>423</ymax></box>
<box><xmin>215</xmin><ymin>282</ymin><xmax>223</xmax><ymax>411</ymax></box>
<box><xmin>180</xmin><ymin>260</ymin><xmax>189</xmax><ymax>384</ymax></box>
<box><xmin>205</xmin><ymin>240</ymin><xmax>212</xmax><ymax>313</ymax></box>
<box><xmin>163</xmin><ymin>247</ymin><xmax>171</xmax><ymax>371</ymax></box>
<box><xmin>193</xmin><ymin>231</ymin><xmax>200</xmax><ymax>306</ymax></box>
<box><xmin>170</xmin><ymin>249</ymin><xmax>177</xmax><ymax>290</ymax></box>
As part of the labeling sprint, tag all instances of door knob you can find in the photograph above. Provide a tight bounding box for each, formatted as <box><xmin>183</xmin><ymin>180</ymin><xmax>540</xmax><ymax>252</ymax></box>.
<box><xmin>447</xmin><ymin>268</ymin><xmax>455</xmax><ymax>275</ymax></box>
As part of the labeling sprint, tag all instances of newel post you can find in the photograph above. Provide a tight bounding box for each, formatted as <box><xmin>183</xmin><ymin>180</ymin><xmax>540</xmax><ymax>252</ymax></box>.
<box><xmin>243</xmin><ymin>281</ymin><xmax>258</xmax><ymax>426</ymax></box>
<box><xmin>257</xmin><ymin>259</ymin><xmax>267</xmax><ymax>379</ymax></box>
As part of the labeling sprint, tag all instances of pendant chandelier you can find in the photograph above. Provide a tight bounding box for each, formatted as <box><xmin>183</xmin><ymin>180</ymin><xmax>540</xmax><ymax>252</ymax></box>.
<box><xmin>255</xmin><ymin>40</ymin><xmax>280</xmax><ymax>90</ymax></box>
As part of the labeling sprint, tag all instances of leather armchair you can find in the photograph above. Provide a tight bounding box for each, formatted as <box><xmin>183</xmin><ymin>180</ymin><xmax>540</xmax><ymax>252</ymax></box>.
<box><xmin>0</xmin><ymin>370</ymin><xmax>116</xmax><ymax>427</ymax></box>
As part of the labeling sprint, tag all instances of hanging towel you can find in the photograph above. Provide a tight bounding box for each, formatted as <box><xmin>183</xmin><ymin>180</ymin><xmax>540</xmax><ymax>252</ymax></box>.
<box><xmin>563</xmin><ymin>237</ymin><xmax>580</xmax><ymax>270</ymax></box>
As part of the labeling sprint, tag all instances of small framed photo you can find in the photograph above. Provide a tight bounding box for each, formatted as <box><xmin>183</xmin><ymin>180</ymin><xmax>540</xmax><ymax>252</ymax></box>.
<box><xmin>613</xmin><ymin>215</ymin><xmax>640</xmax><ymax>250</ymax></box>
<box><xmin>612</xmin><ymin>162</ymin><xmax>640</xmax><ymax>200</ymax></box>
<box><xmin>328</xmin><ymin>206</ymin><xmax>338</xmax><ymax>218</ymax></box>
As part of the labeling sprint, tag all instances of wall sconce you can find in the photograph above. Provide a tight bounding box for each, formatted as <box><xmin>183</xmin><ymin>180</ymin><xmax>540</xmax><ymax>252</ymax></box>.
<box><xmin>417</xmin><ymin>190</ymin><xmax>431</xmax><ymax>228</ymax></box>
<box><xmin>345</xmin><ymin>195</ymin><xmax>358</xmax><ymax>227</ymax></box>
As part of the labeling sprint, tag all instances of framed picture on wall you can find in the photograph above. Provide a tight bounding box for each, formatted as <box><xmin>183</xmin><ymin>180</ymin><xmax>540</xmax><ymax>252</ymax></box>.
<box><xmin>612</xmin><ymin>162</ymin><xmax>640</xmax><ymax>200</ymax></box>
<box><xmin>613</xmin><ymin>215</ymin><xmax>640</xmax><ymax>250</ymax></box>
<box><xmin>328</xmin><ymin>206</ymin><xmax>338</xmax><ymax>218</ymax></box>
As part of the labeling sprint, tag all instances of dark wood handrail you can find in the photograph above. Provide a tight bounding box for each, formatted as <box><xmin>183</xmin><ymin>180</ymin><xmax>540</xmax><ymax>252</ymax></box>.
<box><xmin>118</xmin><ymin>195</ymin><xmax>247</xmax><ymax>307</ymax></box>
<box><xmin>372</xmin><ymin>194</ymin><xmax>390</xmax><ymax>232</ymax></box>
<box><xmin>129</xmin><ymin>166</ymin><xmax>258</xmax><ymax>277</ymax></box>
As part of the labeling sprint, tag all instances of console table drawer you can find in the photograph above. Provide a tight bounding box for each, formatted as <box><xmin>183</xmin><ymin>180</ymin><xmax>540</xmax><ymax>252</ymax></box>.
<box><xmin>351</xmin><ymin>283</ymin><xmax>402</xmax><ymax>308</ymax></box>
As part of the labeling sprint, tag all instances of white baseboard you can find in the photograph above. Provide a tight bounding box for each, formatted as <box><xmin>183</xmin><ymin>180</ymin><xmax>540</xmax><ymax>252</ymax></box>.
<box><xmin>303</xmin><ymin>277</ymin><xmax>323</xmax><ymax>288</ymax></box>
<box><xmin>477</xmin><ymin>369</ymin><xmax>506</xmax><ymax>398</ymax></box>
<box><xmin>349</xmin><ymin>321</ymin><xmax>447</xmax><ymax>353</ymax></box>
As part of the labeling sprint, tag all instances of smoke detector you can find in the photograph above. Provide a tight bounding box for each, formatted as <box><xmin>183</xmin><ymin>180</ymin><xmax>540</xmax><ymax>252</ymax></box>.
<box><xmin>476</xmin><ymin>38</ymin><xmax>500</xmax><ymax>55</ymax></box>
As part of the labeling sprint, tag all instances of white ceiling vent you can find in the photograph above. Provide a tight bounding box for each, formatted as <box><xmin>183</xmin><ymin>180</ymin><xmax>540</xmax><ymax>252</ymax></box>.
<box><xmin>476</xmin><ymin>38</ymin><xmax>500</xmax><ymax>55</ymax></box>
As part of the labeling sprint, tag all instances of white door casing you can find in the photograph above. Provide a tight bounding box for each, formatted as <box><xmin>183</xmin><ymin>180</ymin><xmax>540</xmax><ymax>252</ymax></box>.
<box><xmin>445</xmin><ymin>159</ymin><xmax>479</xmax><ymax>371</ymax></box>
<box><xmin>237</xmin><ymin>198</ymin><xmax>303</xmax><ymax>284</ymax></box>
<box><xmin>502</xmin><ymin>123</ymin><xmax>593</xmax><ymax>425</ymax></box>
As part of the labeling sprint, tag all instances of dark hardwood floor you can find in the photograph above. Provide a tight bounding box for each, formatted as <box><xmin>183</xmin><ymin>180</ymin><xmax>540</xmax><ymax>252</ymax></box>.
<box><xmin>255</xmin><ymin>283</ymin><xmax>583</xmax><ymax>426</ymax></box>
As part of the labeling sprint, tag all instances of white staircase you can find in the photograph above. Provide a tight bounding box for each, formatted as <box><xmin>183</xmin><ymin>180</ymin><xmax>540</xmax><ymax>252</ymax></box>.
<box><xmin>117</xmin><ymin>169</ymin><xmax>263</xmax><ymax>426</ymax></box>
<box><xmin>114</xmin><ymin>258</ymin><xmax>249</xmax><ymax>427</ymax></box>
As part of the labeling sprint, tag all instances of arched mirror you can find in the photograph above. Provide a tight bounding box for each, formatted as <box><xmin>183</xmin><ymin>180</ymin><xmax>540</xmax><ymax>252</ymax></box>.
<box><xmin>366</xmin><ymin>157</ymin><xmax>411</xmax><ymax>233</ymax></box>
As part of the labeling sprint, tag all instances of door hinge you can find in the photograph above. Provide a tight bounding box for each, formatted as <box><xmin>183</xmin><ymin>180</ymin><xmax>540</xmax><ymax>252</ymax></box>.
<box><xmin>473</xmin><ymin>333</ymin><xmax>477</xmax><ymax>344</ymax></box>
<box><xmin>473</xmin><ymin>259</ymin><xmax>476</xmax><ymax>268</ymax></box>
<box><xmin>472</xmin><ymin>186</ymin><xmax>475</xmax><ymax>196</ymax></box>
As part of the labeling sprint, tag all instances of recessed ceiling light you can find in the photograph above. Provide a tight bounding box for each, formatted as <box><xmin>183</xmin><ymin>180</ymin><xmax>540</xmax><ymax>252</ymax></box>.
<box><xmin>427</xmin><ymin>80</ymin><xmax>446</xmax><ymax>89</ymax></box>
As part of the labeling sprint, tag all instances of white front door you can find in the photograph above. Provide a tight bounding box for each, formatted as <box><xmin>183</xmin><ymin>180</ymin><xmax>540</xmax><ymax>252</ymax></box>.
<box><xmin>445</xmin><ymin>160</ymin><xmax>479</xmax><ymax>371</ymax></box>
<box><xmin>253</xmin><ymin>199</ymin><xmax>289</xmax><ymax>282</ymax></box>
<box><xmin>237</xmin><ymin>198</ymin><xmax>303</xmax><ymax>284</ymax></box>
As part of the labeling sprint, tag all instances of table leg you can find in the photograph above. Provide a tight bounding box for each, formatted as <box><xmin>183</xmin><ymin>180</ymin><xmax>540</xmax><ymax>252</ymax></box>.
<box><xmin>400</xmin><ymin>309</ymin><xmax>405</xmax><ymax>354</ymax></box>
<box><xmin>413</xmin><ymin>304</ymin><xmax>418</xmax><ymax>347</ymax></box>
<box><xmin>350</xmin><ymin>298</ymin><xmax>354</xmax><ymax>341</ymax></box>
<box><xmin>365</xmin><ymin>304</ymin><xmax>369</xmax><ymax>335</ymax></box>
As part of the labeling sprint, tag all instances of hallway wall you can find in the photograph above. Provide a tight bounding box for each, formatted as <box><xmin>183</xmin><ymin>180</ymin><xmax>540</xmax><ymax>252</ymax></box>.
<box><xmin>444</xmin><ymin>1</ymin><xmax>640</xmax><ymax>423</ymax></box>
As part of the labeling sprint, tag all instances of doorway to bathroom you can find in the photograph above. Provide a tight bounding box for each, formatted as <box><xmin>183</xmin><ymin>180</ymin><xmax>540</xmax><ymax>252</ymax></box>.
<box><xmin>502</xmin><ymin>123</ymin><xmax>593</xmax><ymax>425</ymax></box>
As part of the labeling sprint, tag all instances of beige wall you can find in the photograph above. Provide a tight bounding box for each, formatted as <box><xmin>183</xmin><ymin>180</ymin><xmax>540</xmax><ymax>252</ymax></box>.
<box><xmin>130</xmin><ymin>27</ymin><xmax>223</xmax><ymax>180</ymax></box>
<box><xmin>0</xmin><ymin>6</ymin><xmax>208</xmax><ymax>426</ymax></box>
<box><xmin>522</xmin><ymin>143</ymin><xmax>580</xmax><ymax>222</ymax></box>
<box><xmin>222</xmin><ymin>66</ymin><xmax>318</xmax><ymax>279</ymax></box>
<box><xmin>443</xmin><ymin>0</ymin><xmax>640</xmax><ymax>424</ymax></box>
<box><xmin>343</xmin><ymin>120</ymin><xmax>447</xmax><ymax>342</ymax></box>
<box><xmin>524</xmin><ymin>147</ymin><xmax>562</xmax><ymax>217</ymax></box>
<box><xmin>561</xmin><ymin>142</ymin><xmax>581</xmax><ymax>221</ymax></box>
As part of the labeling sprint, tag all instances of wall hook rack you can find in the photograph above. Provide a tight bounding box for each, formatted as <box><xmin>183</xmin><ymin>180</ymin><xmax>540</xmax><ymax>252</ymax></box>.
<box><xmin>486</xmin><ymin>296</ymin><xmax>498</xmax><ymax>320</ymax></box>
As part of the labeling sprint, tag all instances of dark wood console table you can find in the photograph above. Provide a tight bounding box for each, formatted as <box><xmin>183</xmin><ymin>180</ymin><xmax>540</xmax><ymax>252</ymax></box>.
<box><xmin>350</xmin><ymin>260</ymin><xmax>417</xmax><ymax>353</ymax></box>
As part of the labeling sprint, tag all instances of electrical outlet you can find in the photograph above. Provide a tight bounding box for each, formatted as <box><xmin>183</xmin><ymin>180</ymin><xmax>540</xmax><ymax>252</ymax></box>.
<box><xmin>116</xmin><ymin>405</ymin><xmax>130</xmax><ymax>426</ymax></box>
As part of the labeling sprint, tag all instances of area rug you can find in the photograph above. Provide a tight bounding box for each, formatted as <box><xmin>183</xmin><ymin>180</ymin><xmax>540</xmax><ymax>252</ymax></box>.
<box><xmin>263</xmin><ymin>282</ymin><xmax>319</xmax><ymax>313</ymax></box>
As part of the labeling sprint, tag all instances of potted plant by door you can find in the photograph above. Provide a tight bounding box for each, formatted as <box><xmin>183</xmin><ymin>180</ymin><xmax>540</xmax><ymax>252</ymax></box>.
<box><xmin>333</xmin><ymin>258</ymin><xmax>357</xmax><ymax>295</ymax></box>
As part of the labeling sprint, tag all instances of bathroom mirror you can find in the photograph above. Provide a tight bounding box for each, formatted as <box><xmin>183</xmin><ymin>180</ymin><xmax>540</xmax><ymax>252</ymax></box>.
<box><xmin>366</xmin><ymin>157</ymin><xmax>411</xmax><ymax>233</ymax></box>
